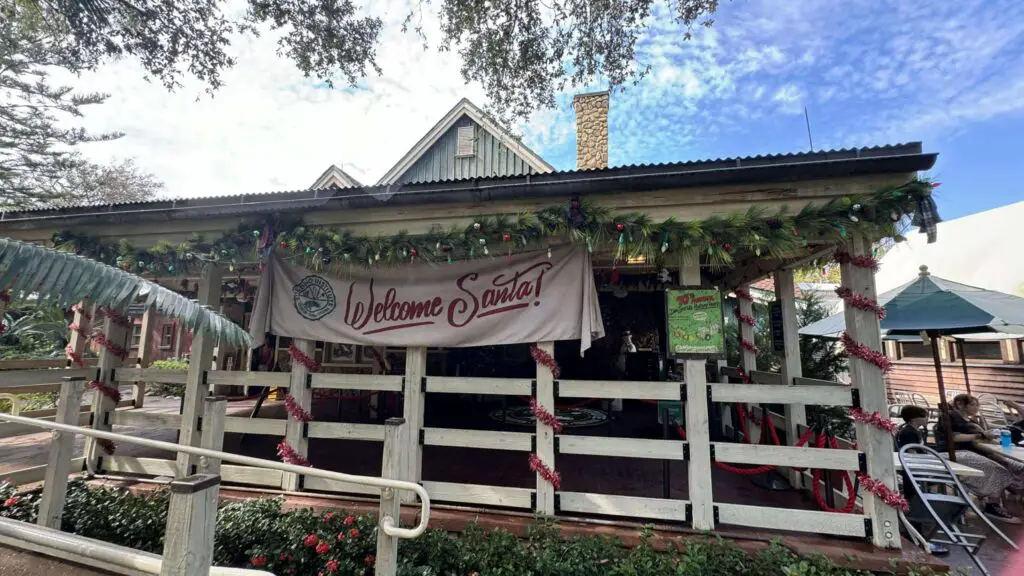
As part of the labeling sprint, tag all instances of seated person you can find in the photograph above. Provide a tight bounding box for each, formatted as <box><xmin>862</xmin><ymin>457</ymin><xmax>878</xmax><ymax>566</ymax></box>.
<box><xmin>895</xmin><ymin>405</ymin><xmax>949</xmax><ymax>556</ymax></box>
<box><xmin>935</xmin><ymin>394</ymin><xmax>1021</xmax><ymax>524</ymax></box>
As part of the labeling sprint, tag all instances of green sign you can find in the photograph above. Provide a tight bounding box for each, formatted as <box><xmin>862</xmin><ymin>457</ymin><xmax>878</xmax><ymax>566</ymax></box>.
<box><xmin>666</xmin><ymin>289</ymin><xmax>725</xmax><ymax>358</ymax></box>
<box><xmin>658</xmin><ymin>401</ymin><xmax>682</xmax><ymax>425</ymax></box>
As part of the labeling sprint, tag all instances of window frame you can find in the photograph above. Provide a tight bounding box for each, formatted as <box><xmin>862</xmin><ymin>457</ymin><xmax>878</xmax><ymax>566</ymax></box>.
<box><xmin>159</xmin><ymin>324</ymin><xmax>175</xmax><ymax>350</ymax></box>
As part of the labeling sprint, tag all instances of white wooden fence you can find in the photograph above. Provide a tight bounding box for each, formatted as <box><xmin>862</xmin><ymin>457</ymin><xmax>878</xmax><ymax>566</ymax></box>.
<box><xmin>1</xmin><ymin>358</ymin><xmax>883</xmax><ymax>544</ymax></box>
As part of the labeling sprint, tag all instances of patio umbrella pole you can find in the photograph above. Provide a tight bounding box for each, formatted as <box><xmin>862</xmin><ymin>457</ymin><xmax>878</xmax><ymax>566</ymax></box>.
<box><xmin>929</xmin><ymin>330</ymin><xmax>956</xmax><ymax>461</ymax></box>
<box><xmin>956</xmin><ymin>339</ymin><xmax>972</xmax><ymax>395</ymax></box>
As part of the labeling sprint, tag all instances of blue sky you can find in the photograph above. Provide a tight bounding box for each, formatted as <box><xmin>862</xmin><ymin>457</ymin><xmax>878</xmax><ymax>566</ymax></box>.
<box><xmin>526</xmin><ymin>0</ymin><xmax>1024</xmax><ymax>221</ymax></box>
<box><xmin>72</xmin><ymin>0</ymin><xmax>1023</xmax><ymax>222</ymax></box>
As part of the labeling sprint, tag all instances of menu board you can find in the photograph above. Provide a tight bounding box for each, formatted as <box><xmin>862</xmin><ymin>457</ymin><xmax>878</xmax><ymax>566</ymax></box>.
<box><xmin>665</xmin><ymin>289</ymin><xmax>725</xmax><ymax>359</ymax></box>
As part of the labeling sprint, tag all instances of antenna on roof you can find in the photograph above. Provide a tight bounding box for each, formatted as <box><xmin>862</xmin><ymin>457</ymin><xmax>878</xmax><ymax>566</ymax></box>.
<box><xmin>804</xmin><ymin>106</ymin><xmax>814</xmax><ymax>152</ymax></box>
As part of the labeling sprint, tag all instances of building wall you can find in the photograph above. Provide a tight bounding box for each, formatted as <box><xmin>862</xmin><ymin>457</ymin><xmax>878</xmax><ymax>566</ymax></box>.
<box><xmin>886</xmin><ymin>338</ymin><xmax>1024</xmax><ymax>404</ymax></box>
<box><xmin>397</xmin><ymin>116</ymin><xmax>537</xmax><ymax>184</ymax></box>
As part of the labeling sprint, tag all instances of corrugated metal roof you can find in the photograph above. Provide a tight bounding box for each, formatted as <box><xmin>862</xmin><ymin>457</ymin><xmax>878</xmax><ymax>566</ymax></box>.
<box><xmin>0</xmin><ymin>143</ymin><xmax>936</xmax><ymax>228</ymax></box>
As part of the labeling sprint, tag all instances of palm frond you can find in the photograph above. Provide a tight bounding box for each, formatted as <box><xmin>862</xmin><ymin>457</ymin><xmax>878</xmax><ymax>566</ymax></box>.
<box><xmin>0</xmin><ymin>237</ymin><xmax>250</xmax><ymax>348</ymax></box>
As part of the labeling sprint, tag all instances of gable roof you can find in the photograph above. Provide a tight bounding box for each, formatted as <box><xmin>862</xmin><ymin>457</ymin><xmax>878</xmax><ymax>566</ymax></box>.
<box><xmin>310</xmin><ymin>165</ymin><xmax>362</xmax><ymax>189</ymax></box>
<box><xmin>375</xmin><ymin>98</ymin><xmax>555</xmax><ymax>186</ymax></box>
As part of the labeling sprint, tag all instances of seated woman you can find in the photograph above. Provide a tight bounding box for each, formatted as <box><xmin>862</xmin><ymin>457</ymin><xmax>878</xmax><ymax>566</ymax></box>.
<box><xmin>935</xmin><ymin>394</ymin><xmax>1021</xmax><ymax>523</ymax></box>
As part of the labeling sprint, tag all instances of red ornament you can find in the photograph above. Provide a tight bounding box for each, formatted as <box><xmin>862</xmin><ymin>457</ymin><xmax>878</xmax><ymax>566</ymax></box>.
<box><xmin>615</xmin><ymin>222</ymin><xmax>625</xmax><ymax>232</ymax></box>
<box><xmin>280</xmin><ymin>240</ymin><xmax>288</xmax><ymax>248</ymax></box>
<box><xmin>723</xmin><ymin>243</ymin><xmax>732</xmax><ymax>252</ymax></box>
<box><xmin>529</xmin><ymin>344</ymin><xmax>561</xmax><ymax>378</ymax></box>
<box><xmin>410</xmin><ymin>248</ymin><xmax>418</xmax><ymax>257</ymax></box>
<box><xmin>283</xmin><ymin>393</ymin><xmax>313</xmax><ymax>423</ymax></box>
<box><xmin>528</xmin><ymin>453</ymin><xmax>561</xmax><ymax>490</ymax></box>
<box><xmin>530</xmin><ymin>398</ymin><xmax>563</xmax><ymax>433</ymax></box>
<box><xmin>710</xmin><ymin>238</ymin><xmax>717</xmax><ymax>245</ymax></box>
<box><xmin>841</xmin><ymin>332</ymin><xmax>892</xmax><ymax>373</ymax></box>
<box><xmin>502</xmin><ymin>232</ymin><xmax>512</xmax><ymax>242</ymax></box>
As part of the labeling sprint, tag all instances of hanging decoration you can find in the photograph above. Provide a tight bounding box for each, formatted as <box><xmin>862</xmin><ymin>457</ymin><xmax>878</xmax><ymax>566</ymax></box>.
<box><xmin>529</xmin><ymin>345</ymin><xmax>561</xmax><ymax>378</ymax></box>
<box><xmin>834</xmin><ymin>251</ymin><xmax>880</xmax><ymax>272</ymax></box>
<box><xmin>740</xmin><ymin>339</ymin><xmax>758</xmax><ymax>354</ymax></box>
<box><xmin>288</xmin><ymin>342</ymin><xmax>321</xmax><ymax>373</ymax></box>
<box><xmin>835</xmin><ymin>287</ymin><xmax>887</xmax><ymax>320</ymax></box>
<box><xmin>65</xmin><ymin>345</ymin><xmax>84</xmax><ymax>367</ymax></box>
<box><xmin>841</xmin><ymin>332</ymin><xmax>893</xmax><ymax>373</ymax></box>
<box><xmin>857</xmin><ymin>473</ymin><xmax>909</xmax><ymax>512</ymax></box>
<box><xmin>50</xmin><ymin>180</ymin><xmax>937</xmax><ymax>274</ymax></box>
<box><xmin>734</xmin><ymin>287</ymin><xmax>753</xmax><ymax>302</ymax></box>
<box><xmin>734</xmin><ymin>307</ymin><xmax>756</xmax><ymax>327</ymax></box>
<box><xmin>529</xmin><ymin>399</ymin><xmax>563</xmax><ymax>433</ymax></box>
<box><xmin>95</xmin><ymin>307</ymin><xmax>132</xmax><ymax>329</ymax></box>
<box><xmin>735</xmin><ymin>366</ymin><xmax>753</xmax><ymax>384</ymax></box>
<box><xmin>276</xmin><ymin>440</ymin><xmax>311</xmax><ymax>467</ymax></box>
<box><xmin>88</xmin><ymin>380</ymin><xmax>122</xmax><ymax>404</ymax></box>
<box><xmin>849</xmin><ymin>408</ymin><xmax>898</xmax><ymax>434</ymax></box>
<box><xmin>283</xmin><ymin>394</ymin><xmax>313</xmax><ymax>423</ymax></box>
<box><xmin>528</xmin><ymin>453</ymin><xmax>561</xmax><ymax>490</ymax></box>
<box><xmin>71</xmin><ymin>303</ymin><xmax>92</xmax><ymax>321</ymax></box>
<box><xmin>68</xmin><ymin>323</ymin><xmax>88</xmax><ymax>339</ymax></box>
<box><xmin>91</xmin><ymin>332</ymin><xmax>128</xmax><ymax>360</ymax></box>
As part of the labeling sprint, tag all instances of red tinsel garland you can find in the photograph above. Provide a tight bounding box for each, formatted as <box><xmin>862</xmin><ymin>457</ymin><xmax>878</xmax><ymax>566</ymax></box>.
<box><xmin>841</xmin><ymin>332</ymin><xmax>892</xmax><ymax>373</ymax></box>
<box><xmin>528</xmin><ymin>453</ymin><xmax>561</xmax><ymax>490</ymax></box>
<box><xmin>284</xmin><ymin>393</ymin><xmax>313</xmax><ymax>423</ymax></box>
<box><xmin>849</xmin><ymin>408</ymin><xmax>898</xmax><ymax>434</ymax></box>
<box><xmin>734</xmin><ymin>287</ymin><xmax>753</xmax><ymax>302</ymax></box>
<box><xmin>288</xmin><ymin>342</ymin><xmax>321</xmax><ymax>373</ymax></box>
<box><xmin>92</xmin><ymin>332</ymin><xmax>128</xmax><ymax>360</ymax></box>
<box><xmin>733</xmin><ymin>307</ymin><xmax>756</xmax><ymax>327</ymax></box>
<box><xmin>277</xmin><ymin>440</ymin><xmax>311</xmax><ymax>467</ymax></box>
<box><xmin>735</xmin><ymin>366</ymin><xmax>753</xmax><ymax>384</ymax></box>
<box><xmin>88</xmin><ymin>380</ymin><xmax>122</xmax><ymax>404</ymax></box>
<box><xmin>529</xmin><ymin>398</ymin><xmax>563</xmax><ymax>433</ymax></box>
<box><xmin>66</xmin><ymin>345</ymin><xmax>84</xmax><ymax>367</ymax></box>
<box><xmin>68</xmin><ymin>323</ymin><xmax>88</xmax><ymax>338</ymax></box>
<box><xmin>834</xmin><ymin>287</ymin><xmax>886</xmax><ymax>320</ymax></box>
<box><xmin>834</xmin><ymin>251</ymin><xmax>879</xmax><ymax>272</ymax></box>
<box><xmin>740</xmin><ymin>339</ymin><xmax>758</xmax><ymax>354</ymax></box>
<box><xmin>529</xmin><ymin>345</ymin><xmax>561</xmax><ymax>378</ymax></box>
<box><xmin>71</xmin><ymin>303</ymin><xmax>92</xmax><ymax>321</ymax></box>
<box><xmin>95</xmin><ymin>307</ymin><xmax>132</xmax><ymax>329</ymax></box>
<box><xmin>95</xmin><ymin>438</ymin><xmax>117</xmax><ymax>455</ymax></box>
<box><xmin>857</xmin><ymin>473</ymin><xmax>909</xmax><ymax>512</ymax></box>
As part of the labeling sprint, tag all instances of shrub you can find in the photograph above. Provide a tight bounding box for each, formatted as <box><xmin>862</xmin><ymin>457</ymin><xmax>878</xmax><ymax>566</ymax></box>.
<box><xmin>0</xmin><ymin>480</ymin><xmax>945</xmax><ymax>576</ymax></box>
<box><xmin>147</xmin><ymin>358</ymin><xmax>189</xmax><ymax>397</ymax></box>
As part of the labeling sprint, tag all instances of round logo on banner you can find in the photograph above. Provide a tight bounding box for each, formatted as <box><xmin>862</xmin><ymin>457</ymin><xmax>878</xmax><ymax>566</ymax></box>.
<box><xmin>292</xmin><ymin>275</ymin><xmax>336</xmax><ymax>321</ymax></box>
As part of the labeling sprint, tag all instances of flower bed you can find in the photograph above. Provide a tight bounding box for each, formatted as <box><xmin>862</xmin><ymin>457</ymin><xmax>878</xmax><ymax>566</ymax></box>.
<box><xmin>1</xmin><ymin>480</ymin><xmax>942</xmax><ymax>575</ymax></box>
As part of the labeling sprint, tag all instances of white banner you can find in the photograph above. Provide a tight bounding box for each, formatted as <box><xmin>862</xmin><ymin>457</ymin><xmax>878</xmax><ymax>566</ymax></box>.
<box><xmin>250</xmin><ymin>246</ymin><xmax>604</xmax><ymax>354</ymax></box>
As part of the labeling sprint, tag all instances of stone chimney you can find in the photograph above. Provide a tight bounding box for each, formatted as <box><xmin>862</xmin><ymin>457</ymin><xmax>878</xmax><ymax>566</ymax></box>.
<box><xmin>573</xmin><ymin>90</ymin><xmax>609</xmax><ymax>170</ymax></box>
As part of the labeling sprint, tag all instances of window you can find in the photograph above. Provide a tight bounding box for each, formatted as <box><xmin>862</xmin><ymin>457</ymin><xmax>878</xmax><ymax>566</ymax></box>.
<box><xmin>898</xmin><ymin>342</ymin><xmax>933</xmax><ymax>359</ymax></box>
<box><xmin>160</xmin><ymin>324</ymin><xmax>175</xmax><ymax>350</ymax></box>
<box><xmin>959</xmin><ymin>341</ymin><xmax>1003</xmax><ymax>361</ymax></box>
<box><xmin>131</xmin><ymin>325</ymin><xmax>142</xmax><ymax>349</ymax></box>
<box><xmin>456</xmin><ymin>125</ymin><xmax>475</xmax><ymax>157</ymax></box>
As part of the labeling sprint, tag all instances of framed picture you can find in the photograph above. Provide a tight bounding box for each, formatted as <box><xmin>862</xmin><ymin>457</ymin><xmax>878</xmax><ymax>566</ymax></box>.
<box><xmin>328</xmin><ymin>342</ymin><xmax>358</xmax><ymax>364</ymax></box>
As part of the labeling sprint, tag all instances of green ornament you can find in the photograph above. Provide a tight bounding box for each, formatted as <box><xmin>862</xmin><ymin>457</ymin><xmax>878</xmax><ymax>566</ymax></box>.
<box><xmin>253</xmin><ymin>230</ymin><xmax>260</xmax><ymax>237</ymax></box>
<box><xmin>661</xmin><ymin>242</ymin><xmax>669</xmax><ymax>253</ymax></box>
<box><xmin>305</xmin><ymin>247</ymin><xmax>312</xmax><ymax>254</ymax></box>
<box><xmin>168</xmin><ymin>265</ymin><xmax>174</xmax><ymax>272</ymax></box>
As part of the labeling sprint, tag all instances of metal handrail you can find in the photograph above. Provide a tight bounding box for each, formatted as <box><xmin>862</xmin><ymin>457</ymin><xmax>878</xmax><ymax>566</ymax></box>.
<box><xmin>0</xmin><ymin>516</ymin><xmax>272</xmax><ymax>575</ymax></box>
<box><xmin>0</xmin><ymin>412</ymin><xmax>431</xmax><ymax>539</ymax></box>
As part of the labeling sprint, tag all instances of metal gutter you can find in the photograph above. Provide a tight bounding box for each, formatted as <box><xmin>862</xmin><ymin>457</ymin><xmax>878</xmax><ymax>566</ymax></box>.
<box><xmin>0</xmin><ymin>152</ymin><xmax>937</xmax><ymax>229</ymax></box>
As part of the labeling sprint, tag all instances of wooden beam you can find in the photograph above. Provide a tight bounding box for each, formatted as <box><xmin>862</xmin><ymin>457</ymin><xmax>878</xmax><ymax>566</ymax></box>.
<box><xmin>133</xmin><ymin>306</ymin><xmax>155</xmax><ymax>408</ymax></box>
<box><xmin>558</xmin><ymin>493</ymin><xmax>689</xmax><ymax>522</ymax></box>
<box><xmin>37</xmin><ymin>378</ymin><xmax>86</xmax><ymax>530</ymax></box>
<box><xmin>534</xmin><ymin>341</ymin><xmax>557</xmax><ymax>516</ymax></box>
<box><xmin>716</xmin><ymin>503</ymin><xmax>867</xmax><ymax>538</ymax></box>
<box><xmin>401</xmin><ymin>346</ymin><xmax>427</xmax><ymax>502</ymax></box>
<box><xmin>775</xmin><ymin>269</ymin><xmax>806</xmax><ymax>487</ymax></box>
<box><xmin>421</xmin><ymin>481</ymin><xmax>534</xmax><ymax>509</ymax></box>
<box><xmin>83</xmin><ymin>313</ymin><xmax>128</xmax><ymax>472</ymax></box>
<box><xmin>422</xmin><ymin>427</ymin><xmax>532</xmax><ymax>452</ymax></box>
<box><xmin>176</xmin><ymin>263</ymin><xmax>221</xmax><ymax>477</ymax></box>
<box><xmin>281</xmin><ymin>338</ymin><xmax>313</xmax><ymax>491</ymax></box>
<box><xmin>710</xmin><ymin>383</ymin><xmax>854</xmax><ymax>406</ymax></box>
<box><xmin>557</xmin><ymin>379</ymin><xmax>681</xmax><ymax>400</ymax></box>
<box><xmin>424</xmin><ymin>377</ymin><xmax>532</xmax><ymax>396</ymax></box>
<box><xmin>558</xmin><ymin>436</ymin><xmax>687</xmax><ymax>460</ymax></box>
<box><xmin>309</xmin><ymin>373</ymin><xmax>403</xmax><ymax>391</ymax></box>
<box><xmin>840</xmin><ymin>235</ymin><xmax>900</xmax><ymax>549</ymax></box>
<box><xmin>375</xmin><ymin>418</ymin><xmax>405</xmax><ymax>576</ymax></box>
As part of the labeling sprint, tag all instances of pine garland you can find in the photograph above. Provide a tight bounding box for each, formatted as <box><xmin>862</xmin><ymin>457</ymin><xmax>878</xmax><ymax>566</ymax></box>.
<box><xmin>50</xmin><ymin>180</ymin><xmax>935</xmax><ymax>274</ymax></box>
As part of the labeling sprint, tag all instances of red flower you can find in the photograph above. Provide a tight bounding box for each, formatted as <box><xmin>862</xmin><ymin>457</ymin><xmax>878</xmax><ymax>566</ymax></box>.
<box><xmin>364</xmin><ymin>554</ymin><xmax>376</xmax><ymax>566</ymax></box>
<box><xmin>326</xmin><ymin>559</ymin><xmax>340</xmax><ymax>573</ymax></box>
<box><xmin>315</xmin><ymin>541</ymin><xmax>330</xmax><ymax>555</ymax></box>
<box><xmin>279</xmin><ymin>552</ymin><xmax>292</xmax><ymax>561</ymax></box>
<box><xmin>336</xmin><ymin>531</ymin><xmax>345</xmax><ymax>541</ymax></box>
<box><xmin>304</xmin><ymin>533</ymin><xmax>319</xmax><ymax>547</ymax></box>
<box><xmin>323</xmin><ymin>512</ymin><xmax>335</xmax><ymax>522</ymax></box>
<box><xmin>3</xmin><ymin>497</ymin><xmax>19</xmax><ymax>507</ymax></box>
<box><xmin>343</xmin><ymin>515</ymin><xmax>355</xmax><ymax>525</ymax></box>
<box><xmin>348</xmin><ymin>528</ymin><xmax>360</xmax><ymax>539</ymax></box>
<box><xmin>250</xmin><ymin>555</ymin><xmax>267</xmax><ymax>567</ymax></box>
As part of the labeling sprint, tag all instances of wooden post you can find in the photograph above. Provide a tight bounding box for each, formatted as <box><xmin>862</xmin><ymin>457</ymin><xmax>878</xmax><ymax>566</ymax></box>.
<box><xmin>66</xmin><ymin>302</ymin><xmax>91</xmax><ymax>368</ymax></box>
<box><xmin>737</xmin><ymin>282</ymin><xmax>758</xmax><ymax>376</ymax></box>
<box><xmin>176</xmin><ymin>263</ymin><xmax>221</xmax><ymax>477</ymax></box>
<box><xmin>200</xmin><ymin>396</ymin><xmax>227</xmax><ymax>475</ymax></box>
<box><xmin>679</xmin><ymin>252</ymin><xmax>714</xmax><ymax>529</ymax></box>
<box><xmin>83</xmin><ymin>313</ymin><xmax>128</xmax><ymax>472</ymax></box>
<box><xmin>133</xmin><ymin>307</ymin><xmax>155</xmax><ymax>408</ymax></box>
<box><xmin>375</xmin><ymin>417</ymin><xmax>405</xmax><ymax>576</ymax></box>
<box><xmin>281</xmin><ymin>338</ymin><xmax>314</xmax><ymax>491</ymax></box>
<box><xmin>160</xmin><ymin>474</ymin><xmax>220</xmax><ymax>576</ymax></box>
<box><xmin>401</xmin><ymin>347</ymin><xmax>427</xmax><ymax>502</ymax></box>
<box><xmin>839</xmin><ymin>235</ymin><xmax>900</xmax><ymax>549</ymax></box>
<box><xmin>775</xmin><ymin>269</ymin><xmax>806</xmax><ymax>487</ymax></box>
<box><xmin>534</xmin><ymin>341</ymin><xmax>557</xmax><ymax>515</ymax></box>
<box><xmin>37</xmin><ymin>377</ymin><xmax>86</xmax><ymax>530</ymax></box>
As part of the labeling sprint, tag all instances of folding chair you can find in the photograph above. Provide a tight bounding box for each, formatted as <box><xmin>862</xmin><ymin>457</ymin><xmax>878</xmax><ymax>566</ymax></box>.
<box><xmin>899</xmin><ymin>444</ymin><xmax>1018</xmax><ymax>575</ymax></box>
<box><xmin>977</xmin><ymin>394</ymin><xmax>1010</xmax><ymax>430</ymax></box>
